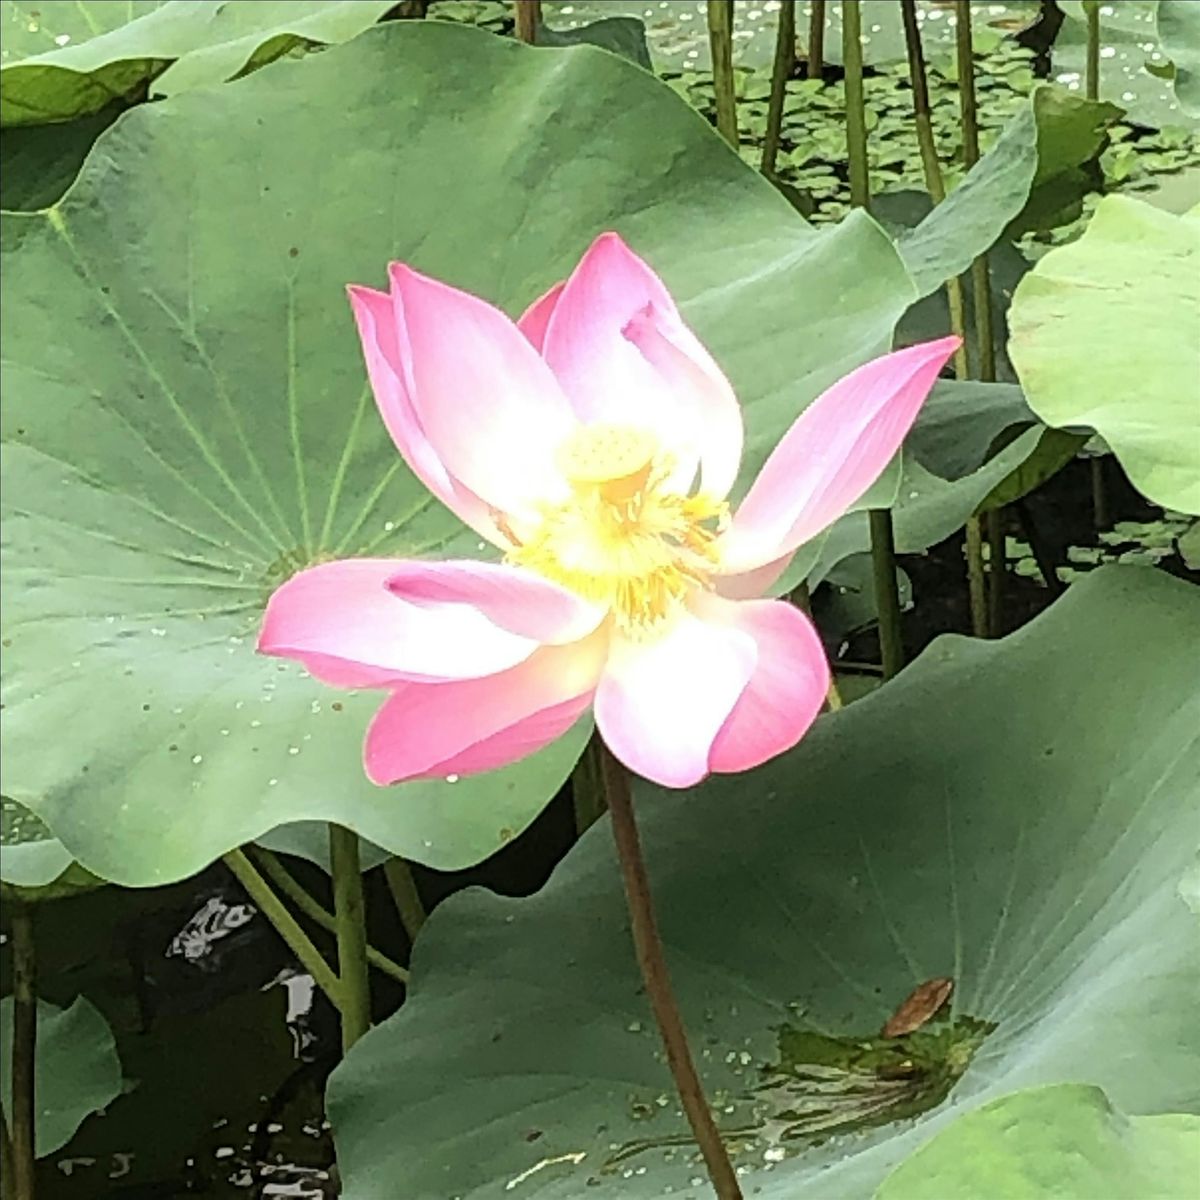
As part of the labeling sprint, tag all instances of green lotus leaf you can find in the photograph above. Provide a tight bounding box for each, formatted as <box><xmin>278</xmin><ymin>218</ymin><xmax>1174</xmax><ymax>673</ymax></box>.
<box><xmin>1052</xmin><ymin>1</ymin><xmax>1194</xmax><ymax>131</ymax></box>
<box><xmin>0</xmin><ymin>797</ymin><xmax>72</xmax><ymax>889</ymax></box>
<box><xmin>0</xmin><ymin>995</ymin><xmax>125</xmax><ymax>1156</ymax></box>
<box><xmin>329</xmin><ymin>566</ymin><xmax>1200</xmax><ymax>1198</ymax></box>
<box><xmin>0</xmin><ymin>0</ymin><xmax>393</xmax><ymax>126</ymax></box>
<box><xmin>0</xmin><ymin>104</ymin><xmax>117</xmax><ymax>210</ymax></box>
<box><xmin>254</xmin><ymin>821</ymin><xmax>391</xmax><ymax>875</ymax></box>
<box><xmin>905</xmin><ymin>380</ymin><xmax>1034</xmax><ymax>481</ymax></box>
<box><xmin>975</xmin><ymin>428</ymin><xmax>1089</xmax><ymax>513</ymax></box>
<box><xmin>804</xmin><ymin>426</ymin><xmax>1044</xmax><ymax>587</ymax></box>
<box><xmin>875</xmin><ymin>1084</ymin><xmax>1200</xmax><ymax>1200</ymax></box>
<box><xmin>535</xmin><ymin>14</ymin><xmax>651</xmax><ymax>68</ymax></box>
<box><xmin>1159</xmin><ymin>1</ymin><xmax>1200</xmax><ymax>117</ymax></box>
<box><xmin>1009</xmin><ymin>195</ymin><xmax>1200</xmax><ymax>514</ymax></box>
<box><xmin>900</xmin><ymin>88</ymin><xmax>1120</xmax><ymax>297</ymax></box>
<box><xmin>1</xmin><ymin>21</ymin><xmax>918</xmax><ymax>886</ymax></box>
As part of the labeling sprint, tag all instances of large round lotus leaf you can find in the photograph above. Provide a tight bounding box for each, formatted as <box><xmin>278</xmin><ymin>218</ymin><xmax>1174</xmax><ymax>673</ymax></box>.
<box><xmin>0</xmin><ymin>0</ymin><xmax>394</xmax><ymax>126</ymax></box>
<box><xmin>0</xmin><ymin>995</ymin><xmax>124</xmax><ymax>1156</ymax></box>
<box><xmin>0</xmin><ymin>21</ymin><xmax>917</xmax><ymax>887</ymax></box>
<box><xmin>328</xmin><ymin>567</ymin><xmax>1200</xmax><ymax>1199</ymax></box>
<box><xmin>874</xmin><ymin>1083</ymin><xmax>1200</xmax><ymax>1199</ymax></box>
<box><xmin>1009</xmin><ymin>195</ymin><xmax>1200</xmax><ymax>515</ymax></box>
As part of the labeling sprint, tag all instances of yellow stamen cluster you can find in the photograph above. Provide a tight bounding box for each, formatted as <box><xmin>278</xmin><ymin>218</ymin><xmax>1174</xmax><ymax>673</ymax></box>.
<box><xmin>507</xmin><ymin>424</ymin><xmax>727</xmax><ymax>635</ymax></box>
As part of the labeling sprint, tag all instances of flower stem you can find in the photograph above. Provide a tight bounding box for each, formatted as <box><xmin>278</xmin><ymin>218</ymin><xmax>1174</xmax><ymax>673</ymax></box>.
<box><xmin>868</xmin><ymin>509</ymin><xmax>905</xmax><ymax>679</ymax></box>
<box><xmin>248</xmin><ymin>846</ymin><xmax>410</xmax><ymax>985</ymax></box>
<box><xmin>600</xmin><ymin>748</ymin><xmax>742</xmax><ymax>1199</ymax></box>
<box><xmin>954</xmin><ymin>0</ymin><xmax>995</xmax><ymax>384</ymax></box>
<box><xmin>1</xmin><ymin>1114</ymin><xmax>17</xmax><ymax>1200</ymax></box>
<box><xmin>964</xmin><ymin>514</ymin><xmax>989</xmax><ymax>638</ymax></box>
<box><xmin>571</xmin><ymin>734</ymin><xmax>608</xmax><ymax>837</ymax></box>
<box><xmin>986</xmin><ymin>509</ymin><xmax>1006</xmax><ymax>635</ymax></box>
<box><xmin>1082</xmin><ymin>3</ymin><xmax>1111</xmax><ymax>532</ymax></box>
<box><xmin>899</xmin><ymin>0</ymin><xmax>970</xmax><ymax>377</ymax></box>
<box><xmin>806</xmin><ymin>0</ymin><xmax>825</xmax><ymax>80</ymax></box>
<box><xmin>329</xmin><ymin>825</ymin><xmax>371</xmax><ymax>1051</ymax></box>
<box><xmin>513</xmin><ymin>0</ymin><xmax>540</xmax><ymax>44</ymax></box>
<box><xmin>955</xmin><ymin>0</ymin><xmax>1005</xmax><ymax>632</ymax></box>
<box><xmin>224</xmin><ymin>849</ymin><xmax>343</xmax><ymax>1008</ymax></box>
<box><xmin>900</xmin><ymin>0</ymin><xmax>988</xmax><ymax>637</ymax></box>
<box><xmin>707</xmin><ymin>1</ymin><xmax>739</xmax><ymax>149</ymax></box>
<box><xmin>1085</xmin><ymin>1</ymin><xmax>1101</xmax><ymax>101</ymax></box>
<box><xmin>382</xmin><ymin>858</ymin><xmax>427</xmax><ymax>944</ymax></box>
<box><xmin>9</xmin><ymin>904</ymin><xmax>36</xmax><ymax>1200</ymax></box>
<box><xmin>845</xmin><ymin>1</ymin><xmax>905</xmax><ymax>679</ymax></box>
<box><xmin>842</xmin><ymin>0</ymin><xmax>869</xmax><ymax>211</ymax></box>
<box><xmin>761</xmin><ymin>0</ymin><xmax>795</xmax><ymax>176</ymax></box>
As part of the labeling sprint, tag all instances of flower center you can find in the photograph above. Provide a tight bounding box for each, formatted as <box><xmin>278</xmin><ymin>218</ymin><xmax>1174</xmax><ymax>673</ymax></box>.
<box><xmin>507</xmin><ymin>423</ymin><xmax>728</xmax><ymax>635</ymax></box>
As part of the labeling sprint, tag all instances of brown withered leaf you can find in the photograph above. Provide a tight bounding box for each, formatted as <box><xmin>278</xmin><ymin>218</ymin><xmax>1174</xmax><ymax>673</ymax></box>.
<box><xmin>881</xmin><ymin>977</ymin><xmax>954</xmax><ymax>1038</ymax></box>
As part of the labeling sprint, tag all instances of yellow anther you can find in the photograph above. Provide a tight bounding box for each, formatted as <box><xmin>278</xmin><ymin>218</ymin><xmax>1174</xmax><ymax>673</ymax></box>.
<box><xmin>509</xmin><ymin>424</ymin><xmax>728</xmax><ymax>636</ymax></box>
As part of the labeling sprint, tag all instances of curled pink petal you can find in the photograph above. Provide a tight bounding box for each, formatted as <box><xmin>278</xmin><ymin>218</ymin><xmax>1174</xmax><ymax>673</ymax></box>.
<box><xmin>385</xmin><ymin>560</ymin><xmax>604</xmax><ymax>645</ymax></box>
<box><xmin>259</xmin><ymin>559</ymin><xmax>537</xmax><ymax>686</ymax></box>
<box><xmin>388</xmin><ymin>263</ymin><xmax>578</xmax><ymax>518</ymax></box>
<box><xmin>594</xmin><ymin>609</ymin><xmax>757</xmax><ymax>789</ymax></box>
<box><xmin>622</xmin><ymin>300</ymin><xmax>743</xmax><ymax>497</ymax></box>
<box><xmin>517</xmin><ymin>281</ymin><xmax>565</xmax><ymax>351</ymax></box>
<box><xmin>695</xmin><ymin>595</ymin><xmax>831</xmax><ymax>774</ymax></box>
<box><xmin>719</xmin><ymin>337</ymin><xmax>961</xmax><ymax>574</ymax></box>
<box><xmin>542</xmin><ymin>232</ymin><xmax>743</xmax><ymax>496</ymax></box>
<box><xmin>364</xmin><ymin>631</ymin><xmax>607</xmax><ymax>784</ymax></box>
<box><xmin>347</xmin><ymin>285</ymin><xmax>500</xmax><ymax>543</ymax></box>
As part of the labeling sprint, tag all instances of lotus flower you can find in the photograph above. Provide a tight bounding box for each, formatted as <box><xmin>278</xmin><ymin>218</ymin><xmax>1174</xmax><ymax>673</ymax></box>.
<box><xmin>260</xmin><ymin>234</ymin><xmax>958</xmax><ymax>788</ymax></box>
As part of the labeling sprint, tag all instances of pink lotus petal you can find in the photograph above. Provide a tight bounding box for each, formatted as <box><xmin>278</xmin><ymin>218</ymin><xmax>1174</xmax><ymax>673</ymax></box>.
<box><xmin>364</xmin><ymin>632</ymin><xmax>607</xmax><ymax>784</ymax></box>
<box><xmin>259</xmin><ymin>558</ymin><xmax>537</xmax><ymax>687</ymax></box>
<box><xmin>713</xmin><ymin>550</ymin><xmax>795</xmax><ymax>601</ymax></box>
<box><xmin>388</xmin><ymin>263</ymin><xmax>578</xmax><ymax>518</ymax></box>
<box><xmin>385</xmin><ymin>559</ymin><xmax>604</xmax><ymax>645</ymax></box>
<box><xmin>697</xmin><ymin>595</ymin><xmax>830</xmax><ymax>774</ymax></box>
<box><xmin>594</xmin><ymin>608</ymin><xmax>757</xmax><ymax>788</ymax></box>
<box><xmin>385</xmin><ymin>693</ymin><xmax>590</xmax><ymax>781</ymax></box>
<box><xmin>517</xmin><ymin>281</ymin><xmax>565</xmax><ymax>351</ymax></box>
<box><xmin>542</xmin><ymin>233</ymin><xmax>743</xmax><ymax>496</ymax></box>
<box><xmin>621</xmin><ymin>300</ymin><xmax>743</xmax><ymax>497</ymax></box>
<box><xmin>347</xmin><ymin>285</ymin><xmax>501</xmax><ymax>543</ymax></box>
<box><xmin>719</xmin><ymin>337</ymin><xmax>961</xmax><ymax>573</ymax></box>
